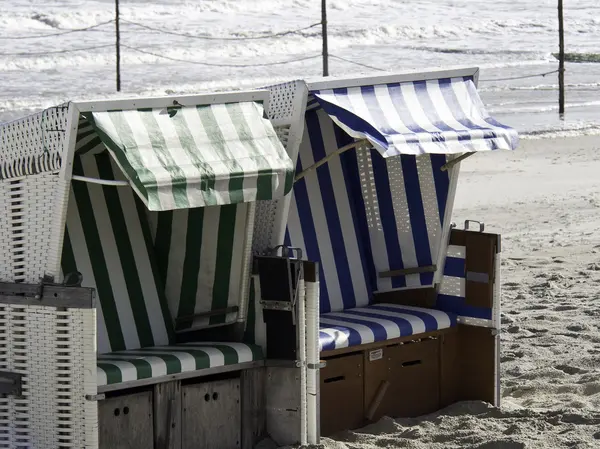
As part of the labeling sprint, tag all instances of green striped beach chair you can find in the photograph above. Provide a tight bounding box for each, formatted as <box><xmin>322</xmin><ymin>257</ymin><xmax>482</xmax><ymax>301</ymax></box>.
<box><xmin>63</xmin><ymin>151</ymin><xmax>263</xmax><ymax>389</ymax></box>
<box><xmin>0</xmin><ymin>87</ymin><xmax>306</xmax><ymax>448</ymax></box>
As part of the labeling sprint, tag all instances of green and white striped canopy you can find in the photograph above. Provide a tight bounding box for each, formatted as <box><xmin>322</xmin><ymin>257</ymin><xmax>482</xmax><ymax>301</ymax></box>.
<box><xmin>76</xmin><ymin>101</ymin><xmax>293</xmax><ymax>211</ymax></box>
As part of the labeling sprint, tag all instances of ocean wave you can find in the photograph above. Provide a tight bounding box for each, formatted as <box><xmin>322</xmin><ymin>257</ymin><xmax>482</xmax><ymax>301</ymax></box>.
<box><xmin>493</xmin><ymin>100</ymin><xmax>600</xmax><ymax>114</ymax></box>
<box><xmin>521</xmin><ymin>124</ymin><xmax>600</xmax><ymax>140</ymax></box>
<box><xmin>30</xmin><ymin>13</ymin><xmax>61</xmax><ymax>29</ymax></box>
<box><xmin>481</xmin><ymin>82</ymin><xmax>600</xmax><ymax>92</ymax></box>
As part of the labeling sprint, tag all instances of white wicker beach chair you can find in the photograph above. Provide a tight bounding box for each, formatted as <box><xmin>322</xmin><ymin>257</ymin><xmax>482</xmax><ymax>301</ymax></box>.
<box><xmin>0</xmin><ymin>86</ymin><xmax>307</xmax><ymax>449</ymax></box>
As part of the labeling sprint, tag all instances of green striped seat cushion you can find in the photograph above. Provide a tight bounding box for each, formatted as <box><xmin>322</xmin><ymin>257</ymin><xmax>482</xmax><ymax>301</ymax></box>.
<box><xmin>148</xmin><ymin>203</ymin><xmax>250</xmax><ymax>331</ymax></box>
<box><xmin>97</xmin><ymin>342</ymin><xmax>263</xmax><ymax>387</ymax></box>
<box><xmin>62</xmin><ymin>152</ymin><xmax>175</xmax><ymax>354</ymax></box>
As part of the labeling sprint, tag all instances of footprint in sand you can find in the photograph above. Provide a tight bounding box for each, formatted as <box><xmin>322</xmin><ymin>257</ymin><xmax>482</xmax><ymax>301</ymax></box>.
<box><xmin>582</xmin><ymin>382</ymin><xmax>600</xmax><ymax>396</ymax></box>
<box><xmin>555</xmin><ymin>364</ymin><xmax>588</xmax><ymax>375</ymax></box>
<box><xmin>567</xmin><ymin>324</ymin><xmax>587</xmax><ymax>332</ymax></box>
<box><xmin>553</xmin><ymin>305</ymin><xmax>577</xmax><ymax>311</ymax></box>
<box><xmin>525</xmin><ymin>305</ymin><xmax>549</xmax><ymax>311</ymax></box>
<box><xmin>526</xmin><ymin>328</ymin><xmax>549</xmax><ymax>334</ymax></box>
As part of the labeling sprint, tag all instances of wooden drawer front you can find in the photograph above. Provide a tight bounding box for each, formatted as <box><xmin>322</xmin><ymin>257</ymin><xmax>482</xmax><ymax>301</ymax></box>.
<box><xmin>365</xmin><ymin>338</ymin><xmax>440</xmax><ymax>421</ymax></box>
<box><xmin>320</xmin><ymin>353</ymin><xmax>364</xmax><ymax>436</ymax></box>
<box><xmin>99</xmin><ymin>391</ymin><xmax>154</xmax><ymax>449</ymax></box>
<box><xmin>182</xmin><ymin>378</ymin><xmax>241</xmax><ymax>449</ymax></box>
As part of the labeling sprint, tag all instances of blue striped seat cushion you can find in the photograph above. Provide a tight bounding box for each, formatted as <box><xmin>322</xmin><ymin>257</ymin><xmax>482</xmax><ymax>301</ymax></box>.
<box><xmin>319</xmin><ymin>303</ymin><xmax>457</xmax><ymax>351</ymax></box>
<box><xmin>97</xmin><ymin>342</ymin><xmax>263</xmax><ymax>387</ymax></box>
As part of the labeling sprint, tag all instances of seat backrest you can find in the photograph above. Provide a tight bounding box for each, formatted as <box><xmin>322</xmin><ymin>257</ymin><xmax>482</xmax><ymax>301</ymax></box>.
<box><xmin>61</xmin><ymin>152</ymin><xmax>174</xmax><ymax>354</ymax></box>
<box><xmin>285</xmin><ymin>107</ymin><xmax>375</xmax><ymax>314</ymax></box>
<box><xmin>285</xmin><ymin>103</ymin><xmax>455</xmax><ymax>313</ymax></box>
<box><xmin>360</xmin><ymin>149</ymin><xmax>451</xmax><ymax>292</ymax></box>
<box><xmin>148</xmin><ymin>203</ymin><xmax>251</xmax><ymax>332</ymax></box>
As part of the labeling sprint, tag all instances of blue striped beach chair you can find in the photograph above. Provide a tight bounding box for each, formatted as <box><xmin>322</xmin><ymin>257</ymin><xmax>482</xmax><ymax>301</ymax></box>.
<box><xmin>260</xmin><ymin>68</ymin><xmax>517</xmax><ymax>442</ymax></box>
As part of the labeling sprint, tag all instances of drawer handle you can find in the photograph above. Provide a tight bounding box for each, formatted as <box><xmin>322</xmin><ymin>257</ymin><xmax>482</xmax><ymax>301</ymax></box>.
<box><xmin>402</xmin><ymin>359</ymin><xmax>422</xmax><ymax>367</ymax></box>
<box><xmin>324</xmin><ymin>375</ymin><xmax>345</xmax><ymax>384</ymax></box>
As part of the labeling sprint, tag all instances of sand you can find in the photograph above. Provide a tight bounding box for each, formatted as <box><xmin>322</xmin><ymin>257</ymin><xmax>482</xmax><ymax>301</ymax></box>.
<box><xmin>258</xmin><ymin>134</ymin><xmax>600</xmax><ymax>449</ymax></box>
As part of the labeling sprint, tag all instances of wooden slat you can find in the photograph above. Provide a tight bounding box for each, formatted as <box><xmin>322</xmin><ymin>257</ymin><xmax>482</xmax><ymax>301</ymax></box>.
<box><xmin>379</xmin><ymin>265</ymin><xmax>436</xmax><ymax>278</ymax></box>
<box><xmin>154</xmin><ymin>381</ymin><xmax>182</xmax><ymax>449</ymax></box>
<box><xmin>0</xmin><ymin>282</ymin><xmax>94</xmax><ymax>308</ymax></box>
<box><xmin>373</xmin><ymin>288</ymin><xmax>437</xmax><ymax>308</ymax></box>
<box><xmin>241</xmin><ymin>368</ymin><xmax>266</xmax><ymax>449</ymax></box>
<box><xmin>175</xmin><ymin>306</ymin><xmax>239</xmax><ymax>325</ymax></box>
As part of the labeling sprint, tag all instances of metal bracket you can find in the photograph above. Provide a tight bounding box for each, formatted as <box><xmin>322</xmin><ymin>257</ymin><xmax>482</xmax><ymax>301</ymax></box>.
<box><xmin>34</xmin><ymin>274</ymin><xmax>55</xmax><ymax>300</ymax></box>
<box><xmin>0</xmin><ymin>371</ymin><xmax>23</xmax><ymax>396</ymax></box>
<box><xmin>464</xmin><ymin>220</ymin><xmax>485</xmax><ymax>233</ymax></box>
<box><xmin>260</xmin><ymin>300</ymin><xmax>294</xmax><ymax>311</ymax></box>
<box><xmin>85</xmin><ymin>393</ymin><xmax>106</xmax><ymax>401</ymax></box>
<box><xmin>34</xmin><ymin>272</ymin><xmax>83</xmax><ymax>300</ymax></box>
<box><xmin>270</xmin><ymin>245</ymin><xmax>303</xmax><ymax>261</ymax></box>
<box><xmin>308</xmin><ymin>361</ymin><xmax>327</xmax><ymax>369</ymax></box>
<box><xmin>295</xmin><ymin>360</ymin><xmax>327</xmax><ymax>369</ymax></box>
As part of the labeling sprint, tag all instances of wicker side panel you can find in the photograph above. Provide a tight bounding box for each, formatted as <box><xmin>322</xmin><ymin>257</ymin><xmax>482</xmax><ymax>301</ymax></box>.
<box><xmin>252</xmin><ymin>125</ymin><xmax>290</xmax><ymax>255</ymax></box>
<box><xmin>0</xmin><ymin>183</ymin><xmax>10</xmax><ymax>282</ymax></box>
<box><xmin>265</xmin><ymin>81</ymin><xmax>302</xmax><ymax>122</ymax></box>
<box><xmin>23</xmin><ymin>173</ymin><xmax>64</xmax><ymax>283</ymax></box>
<box><xmin>0</xmin><ymin>105</ymin><xmax>70</xmax><ymax>284</ymax></box>
<box><xmin>253</xmin><ymin>81</ymin><xmax>307</xmax><ymax>255</ymax></box>
<box><xmin>0</xmin><ymin>305</ymin><xmax>97</xmax><ymax>449</ymax></box>
<box><xmin>0</xmin><ymin>106</ymin><xmax>68</xmax><ymax>180</ymax></box>
<box><xmin>0</xmin><ymin>173</ymin><xmax>65</xmax><ymax>284</ymax></box>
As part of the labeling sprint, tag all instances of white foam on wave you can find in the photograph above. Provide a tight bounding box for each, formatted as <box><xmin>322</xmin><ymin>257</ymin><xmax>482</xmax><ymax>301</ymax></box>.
<box><xmin>520</xmin><ymin>124</ymin><xmax>600</xmax><ymax>140</ymax></box>
<box><xmin>494</xmin><ymin>100</ymin><xmax>600</xmax><ymax>114</ymax></box>
<box><xmin>0</xmin><ymin>0</ymin><xmax>598</xmax><ymax>134</ymax></box>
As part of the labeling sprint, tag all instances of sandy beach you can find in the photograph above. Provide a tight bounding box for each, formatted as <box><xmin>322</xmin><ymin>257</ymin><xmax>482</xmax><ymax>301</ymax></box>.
<box><xmin>258</xmin><ymin>134</ymin><xmax>600</xmax><ymax>449</ymax></box>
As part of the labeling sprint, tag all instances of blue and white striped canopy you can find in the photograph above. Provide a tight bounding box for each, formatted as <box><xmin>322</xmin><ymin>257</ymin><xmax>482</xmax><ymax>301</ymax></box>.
<box><xmin>311</xmin><ymin>76</ymin><xmax>518</xmax><ymax>157</ymax></box>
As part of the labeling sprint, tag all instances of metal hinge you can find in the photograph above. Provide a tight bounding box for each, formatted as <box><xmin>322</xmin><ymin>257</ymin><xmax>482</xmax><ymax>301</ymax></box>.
<box><xmin>295</xmin><ymin>360</ymin><xmax>327</xmax><ymax>369</ymax></box>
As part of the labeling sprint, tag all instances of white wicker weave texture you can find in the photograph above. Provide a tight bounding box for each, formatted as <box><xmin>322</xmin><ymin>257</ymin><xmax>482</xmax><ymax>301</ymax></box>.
<box><xmin>0</xmin><ymin>105</ymin><xmax>70</xmax><ymax>283</ymax></box>
<box><xmin>251</xmin><ymin>124</ymin><xmax>290</xmax><ymax>255</ymax></box>
<box><xmin>252</xmin><ymin>80</ymin><xmax>307</xmax><ymax>256</ymax></box>
<box><xmin>0</xmin><ymin>305</ymin><xmax>32</xmax><ymax>449</ymax></box>
<box><xmin>0</xmin><ymin>105</ymin><xmax>96</xmax><ymax>448</ymax></box>
<box><xmin>0</xmin><ymin>107</ymin><xmax>66</xmax><ymax>180</ymax></box>
<box><xmin>0</xmin><ymin>181</ymin><xmax>13</xmax><ymax>282</ymax></box>
<box><xmin>0</xmin><ymin>305</ymin><xmax>97</xmax><ymax>449</ymax></box>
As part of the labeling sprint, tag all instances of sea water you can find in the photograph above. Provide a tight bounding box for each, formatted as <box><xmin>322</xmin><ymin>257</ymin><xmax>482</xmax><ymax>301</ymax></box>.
<box><xmin>1</xmin><ymin>0</ymin><xmax>599</xmax><ymax>135</ymax></box>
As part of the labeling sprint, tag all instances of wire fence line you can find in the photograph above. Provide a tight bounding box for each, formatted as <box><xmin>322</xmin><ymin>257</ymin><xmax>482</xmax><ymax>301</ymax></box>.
<box><xmin>121</xmin><ymin>19</ymin><xmax>321</xmax><ymax>40</ymax></box>
<box><xmin>0</xmin><ymin>20</ymin><xmax>115</xmax><ymax>39</ymax></box>
<box><xmin>330</xmin><ymin>55</ymin><xmax>386</xmax><ymax>72</ymax></box>
<box><xmin>123</xmin><ymin>45</ymin><xmax>322</xmax><ymax>67</ymax></box>
<box><xmin>0</xmin><ymin>44</ymin><xmax>114</xmax><ymax>57</ymax></box>
<box><xmin>479</xmin><ymin>69</ymin><xmax>560</xmax><ymax>82</ymax></box>
<box><xmin>0</xmin><ymin>17</ymin><xmax>563</xmax><ymax>83</ymax></box>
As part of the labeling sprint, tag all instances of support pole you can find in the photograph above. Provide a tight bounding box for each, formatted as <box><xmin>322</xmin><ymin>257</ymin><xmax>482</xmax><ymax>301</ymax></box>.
<box><xmin>115</xmin><ymin>0</ymin><xmax>121</xmax><ymax>92</ymax></box>
<box><xmin>558</xmin><ymin>0</ymin><xmax>565</xmax><ymax>116</ymax></box>
<box><xmin>321</xmin><ymin>0</ymin><xmax>329</xmax><ymax>77</ymax></box>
